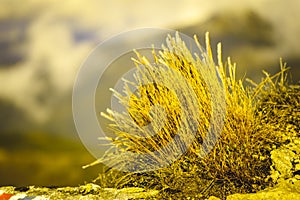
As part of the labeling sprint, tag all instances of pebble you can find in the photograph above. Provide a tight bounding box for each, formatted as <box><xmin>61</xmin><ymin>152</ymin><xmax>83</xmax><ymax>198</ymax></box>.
<box><xmin>0</xmin><ymin>193</ymin><xmax>14</xmax><ymax>200</ymax></box>
<box><xmin>0</xmin><ymin>193</ymin><xmax>49</xmax><ymax>200</ymax></box>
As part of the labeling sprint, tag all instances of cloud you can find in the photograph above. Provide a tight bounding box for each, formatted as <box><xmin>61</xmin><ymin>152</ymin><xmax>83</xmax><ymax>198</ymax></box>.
<box><xmin>0</xmin><ymin>0</ymin><xmax>218</xmax><ymax>123</ymax></box>
<box><xmin>0</xmin><ymin>0</ymin><xmax>299</xmax><ymax>126</ymax></box>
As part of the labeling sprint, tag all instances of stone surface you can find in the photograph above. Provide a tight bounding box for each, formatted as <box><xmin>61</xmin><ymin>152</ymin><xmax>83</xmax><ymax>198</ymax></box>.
<box><xmin>225</xmin><ymin>138</ymin><xmax>300</xmax><ymax>200</ymax></box>
<box><xmin>226</xmin><ymin>178</ymin><xmax>300</xmax><ymax>200</ymax></box>
<box><xmin>0</xmin><ymin>184</ymin><xmax>159</xmax><ymax>200</ymax></box>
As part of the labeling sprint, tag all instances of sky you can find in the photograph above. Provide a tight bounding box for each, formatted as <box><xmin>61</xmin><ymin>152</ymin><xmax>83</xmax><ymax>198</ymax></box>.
<box><xmin>0</xmin><ymin>0</ymin><xmax>299</xmax><ymax>135</ymax></box>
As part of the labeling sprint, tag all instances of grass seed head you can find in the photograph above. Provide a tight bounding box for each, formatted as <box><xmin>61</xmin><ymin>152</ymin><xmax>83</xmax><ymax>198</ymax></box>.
<box><xmin>92</xmin><ymin>33</ymin><xmax>299</xmax><ymax>199</ymax></box>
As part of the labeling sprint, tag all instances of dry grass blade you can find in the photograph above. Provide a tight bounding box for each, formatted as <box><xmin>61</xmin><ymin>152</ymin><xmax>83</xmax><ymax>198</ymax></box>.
<box><xmin>90</xmin><ymin>33</ymin><xmax>300</xmax><ymax>199</ymax></box>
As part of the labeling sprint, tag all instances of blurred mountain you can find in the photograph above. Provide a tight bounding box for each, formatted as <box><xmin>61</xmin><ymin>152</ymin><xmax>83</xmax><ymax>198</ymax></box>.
<box><xmin>0</xmin><ymin>98</ymin><xmax>34</xmax><ymax>133</ymax></box>
<box><xmin>179</xmin><ymin>9</ymin><xmax>299</xmax><ymax>84</ymax></box>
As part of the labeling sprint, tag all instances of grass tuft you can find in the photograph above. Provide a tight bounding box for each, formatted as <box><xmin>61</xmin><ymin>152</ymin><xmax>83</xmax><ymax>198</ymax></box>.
<box><xmin>90</xmin><ymin>33</ymin><xmax>300</xmax><ymax>199</ymax></box>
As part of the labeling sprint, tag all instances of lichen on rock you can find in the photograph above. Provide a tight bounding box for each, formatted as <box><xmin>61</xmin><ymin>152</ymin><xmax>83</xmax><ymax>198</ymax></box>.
<box><xmin>0</xmin><ymin>184</ymin><xmax>159</xmax><ymax>200</ymax></box>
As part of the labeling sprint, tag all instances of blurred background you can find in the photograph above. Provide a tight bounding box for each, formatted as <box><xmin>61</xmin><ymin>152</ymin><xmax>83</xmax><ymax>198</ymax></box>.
<box><xmin>0</xmin><ymin>0</ymin><xmax>299</xmax><ymax>187</ymax></box>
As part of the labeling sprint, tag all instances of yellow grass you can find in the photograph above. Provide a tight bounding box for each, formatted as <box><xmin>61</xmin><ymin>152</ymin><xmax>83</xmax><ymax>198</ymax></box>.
<box><xmin>91</xmin><ymin>33</ymin><xmax>299</xmax><ymax>199</ymax></box>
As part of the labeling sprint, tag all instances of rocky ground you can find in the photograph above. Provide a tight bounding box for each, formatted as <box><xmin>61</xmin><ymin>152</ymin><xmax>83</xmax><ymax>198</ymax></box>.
<box><xmin>0</xmin><ymin>184</ymin><xmax>159</xmax><ymax>200</ymax></box>
<box><xmin>1</xmin><ymin>178</ymin><xmax>300</xmax><ymax>200</ymax></box>
<box><xmin>1</xmin><ymin>138</ymin><xmax>300</xmax><ymax>200</ymax></box>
